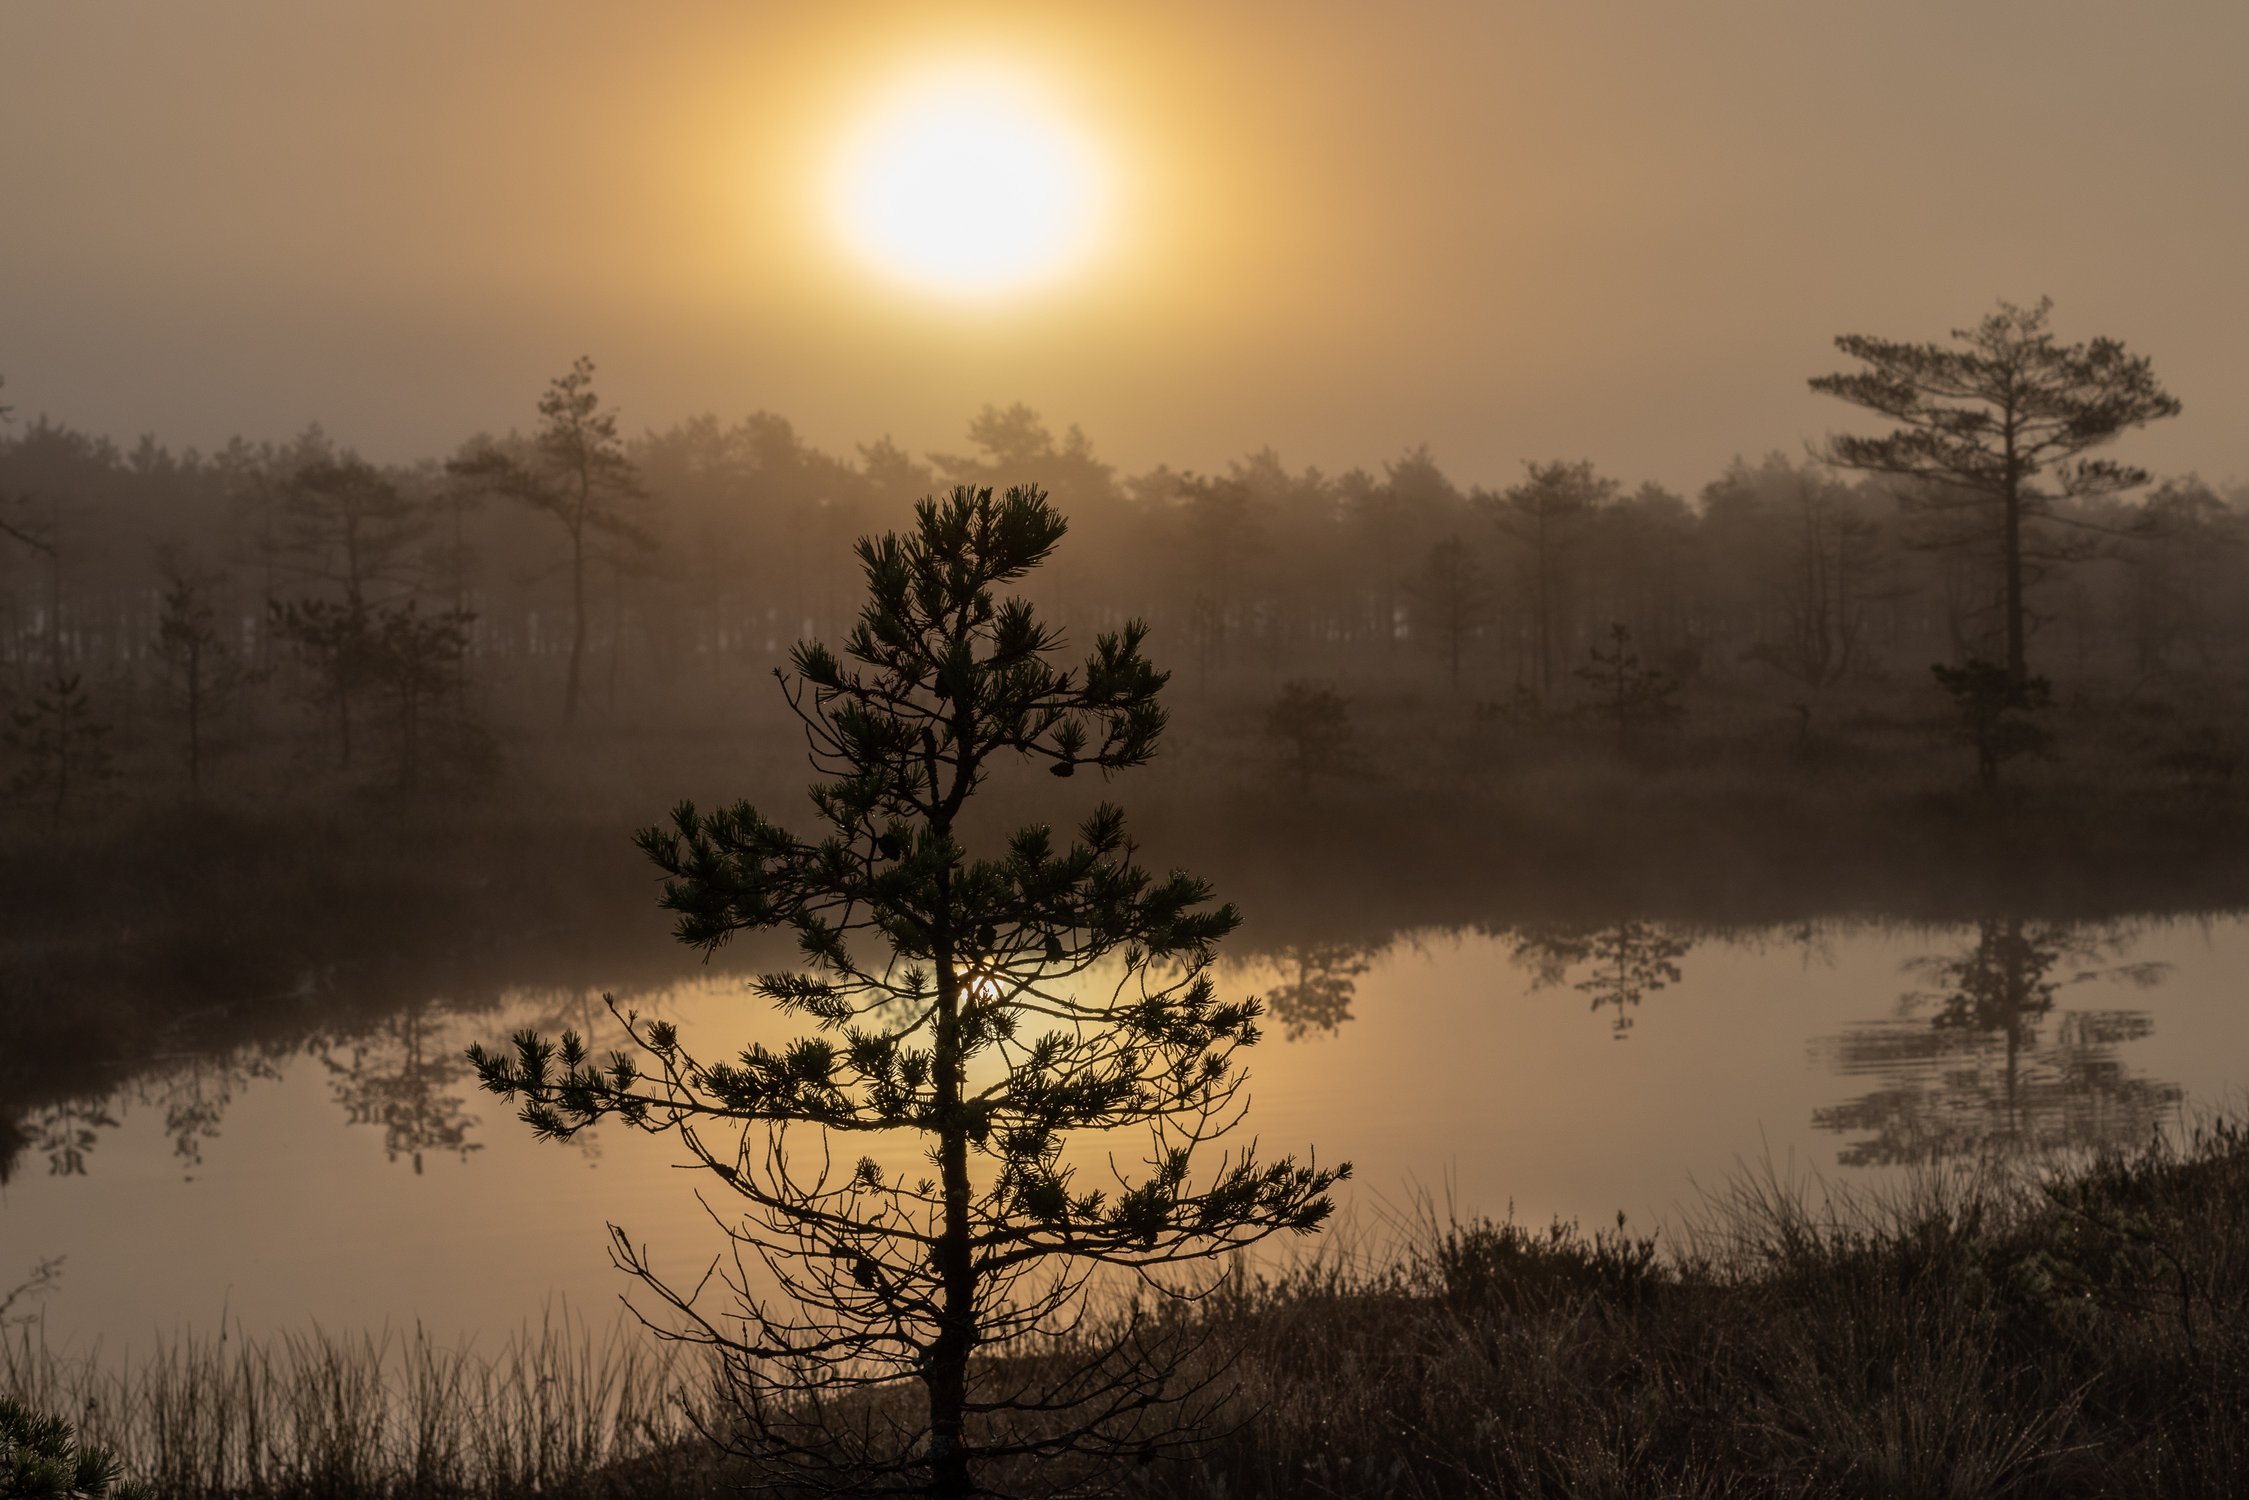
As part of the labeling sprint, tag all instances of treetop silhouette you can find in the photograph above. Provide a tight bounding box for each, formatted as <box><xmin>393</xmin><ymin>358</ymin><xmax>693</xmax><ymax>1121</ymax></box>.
<box><xmin>448</xmin><ymin>357</ymin><xmax>653</xmax><ymax>724</ymax></box>
<box><xmin>471</xmin><ymin>483</ymin><xmax>1344</xmax><ymax>1498</ymax></box>
<box><xmin>1811</xmin><ymin>298</ymin><xmax>2179</xmax><ymax>683</ymax></box>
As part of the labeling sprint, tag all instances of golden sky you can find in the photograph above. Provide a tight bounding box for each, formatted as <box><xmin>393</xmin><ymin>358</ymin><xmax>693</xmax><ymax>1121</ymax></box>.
<box><xmin>3</xmin><ymin>1</ymin><xmax>2245</xmax><ymax>491</ymax></box>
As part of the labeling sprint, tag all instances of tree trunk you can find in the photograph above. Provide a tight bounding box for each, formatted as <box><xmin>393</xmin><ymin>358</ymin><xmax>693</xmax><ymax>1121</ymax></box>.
<box><xmin>50</xmin><ymin>707</ymin><xmax>69</xmax><ymax>833</ymax></box>
<box><xmin>1613</xmin><ymin>651</ymin><xmax>1629</xmax><ymax>750</ymax></box>
<box><xmin>338</xmin><ymin>680</ymin><xmax>354</xmax><ymax>770</ymax></box>
<box><xmin>607</xmin><ymin>560</ymin><xmax>624</xmax><ymax>715</ymax></box>
<box><xmin>2003</xmin><ymin>503</ymin><xmax>2027</xmax><ymax>683</ymax></box>
<box><xmin>1533</xmin><ymin>519</ymin><xmax>1554</xmax><ymax>701</ymax></box>
<box><xmin>453</xmin><ymin>496</ymin><xmax>472</xmax><ymax>718</ymax></box>
<box><xmin>46</xmin><ymin>521</ymin><xmax>64</xmax><ymax>680</ymax></box>
<box><xmin>2003</xmin><ymin>428</ymin><xmax>2028</xmax><ymax>684</ymax></box>
<box><xmin>564</xmin><ymin>520</ymin><xmax>587</xmax><ymax>725</ymax></box>
<box><xmin>399</xmin><ymin>683</ymin><xmax>419</xmax><ymax>792</ymax></box>
<box><xmin>185</xmin><ymin>641</ymin><xmax>202</xmax><ymax>799</ymax></box>
<box><xmin>927</xmin><ymin>950</ymin><xmax>977</xmax><ymax>1500</ymax></box>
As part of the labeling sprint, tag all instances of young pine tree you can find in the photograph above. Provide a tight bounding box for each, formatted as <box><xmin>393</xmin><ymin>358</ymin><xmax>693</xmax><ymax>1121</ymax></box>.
<box><xmin>269</xmin><ymin>595</ymin><xmax>377</xmax><ymax>769</ymax></box>
<box><xmin>153</xmin><ymin>565</ymin><xmax>244</xmax><ymax>798</ymax></box>
<box><xmin>1931</xmin><ymin>658</ymin><xmax>2054</xmax><ymax>794</ymax></box>
<box><xmin>0</xmin><ymin>1397</ymin><xmax>151</xmax><ymax>1500</ymax></box>
<box><xmin>1574</xmin><ymin>623</ymin><xmax>1683</xmax><ymax>750</ymax></box>
<box><xmin>6</xmin><ymin>674</ymin><xmax>112</xmax><ymax>830</ymax></box>
<box><xmin>370</xmin><ymin>602</ymin><xmax>474</xmax><ymax>792</ymax></box>
<box><xmin>472</xmin><ymin>486</ymin><xmax>1343</xmax><ymax>1498</ymax></box>
<box><xmin>446</xmin><ymin>358</ymin><xmax>655</xmax><ymax>726</ymax></box>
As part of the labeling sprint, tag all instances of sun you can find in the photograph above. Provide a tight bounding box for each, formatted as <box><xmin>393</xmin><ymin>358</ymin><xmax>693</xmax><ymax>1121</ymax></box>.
<box><xmin>831</xmin><ymin>67</ymin><xmax>1108</xmax><ymax>300</ymax></box>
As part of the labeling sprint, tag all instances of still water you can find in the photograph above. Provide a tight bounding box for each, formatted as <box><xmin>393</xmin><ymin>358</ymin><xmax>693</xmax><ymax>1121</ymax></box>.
<box><xmin>8</xmin><ymin>914</ymin><xmax>2248</xmax><ymax>1353</ymax></box>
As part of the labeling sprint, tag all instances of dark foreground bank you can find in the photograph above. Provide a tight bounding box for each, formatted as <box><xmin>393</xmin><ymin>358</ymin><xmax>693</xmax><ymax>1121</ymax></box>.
<box><xmin>12</xmin><ymin>1118</ymin><xmax>2249</xmax><ymax>1498</ymax></box>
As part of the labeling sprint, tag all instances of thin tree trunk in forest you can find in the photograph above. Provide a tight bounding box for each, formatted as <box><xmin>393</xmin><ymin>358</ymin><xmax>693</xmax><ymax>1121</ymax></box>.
<box><xmin>185</xmin><ymin>639</ymin><xmax>202</xmax><ymax>799</ymax></box>
<box><xmin>50</xmin><ymin>702</ymin><xmax>70</xmax><ymax>833</ymax></box>
<box><xmin>400</xmin><ymin>679</ymin><xmax>419</xmax><ymax>792</ymax></box>
<box><xmin>258</xmin><ymin>492</ymin><xmax>278</xmax><ymax>676</ymax></box>
<box><xmin>2003</xmin><ymin>480</ymin><xmax>2027</xmax><ymax>685</ymax></box>
<box><xmin>46</xmin><ymin>523</ymin><xmax>64</xmax><ymax>680</ymax></box>
<box><xmin>608</xmin><ymin>559</ymin><xmax>624</xmax><ymax>715</ymax></box>
<box><xmin>453</xmin><ymin>492</ymin><xmax>471</xmax><ymax>718</ymax></box>
<box><xmin>1533</xmin><ymin>518</ymin><xmax>1553</xmax><ymax>700</ymax></box>
<box><xmin>564</xmin><ymin>518</ymin><xmax>586</xmax><ymax>725</ymax></box>
<box><xmin>338</xmin><ymin>594</ymin><xmax>359</xmax><ymax>771</ymax></box>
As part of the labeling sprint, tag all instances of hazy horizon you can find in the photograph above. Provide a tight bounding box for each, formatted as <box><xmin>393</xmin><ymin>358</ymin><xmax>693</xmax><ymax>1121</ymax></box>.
<box><xmin>5</xmin><ymin>1</ymin><xmax>2246</xmax><ymax>493</ymax></box>
<box><xmin>15</xmin><ymin>9</ymin><xmax>2249</xmax><ymax>1488</ymax></box>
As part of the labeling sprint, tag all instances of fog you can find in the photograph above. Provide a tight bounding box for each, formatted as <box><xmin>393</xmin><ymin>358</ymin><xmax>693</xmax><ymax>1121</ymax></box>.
<box><xmin>4</xmin><ymin>2</ymin><xmax>2247</xmax><ymax>487</ymax></box>
<box><xmin>9</xmin><ymin>8</ymin><xmax>2249</xmax><ymax>1496</ymax></box>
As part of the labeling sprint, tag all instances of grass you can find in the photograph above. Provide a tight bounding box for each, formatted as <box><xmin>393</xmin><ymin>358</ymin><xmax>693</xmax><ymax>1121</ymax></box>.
<box><xmin>12</xmin><ymin>1121</ymin><xmax>2249</xmax><ymax>1497</ymax></box>
<box><xmin>2</xmin><ymin>1306</ymin><xmax>716</xmax><ymax>1499</ymax></box>
<box><xmin>1159</xmin><ymin>1122</ymin><xmax>2249</xmax><ymax>1499</ymax></box>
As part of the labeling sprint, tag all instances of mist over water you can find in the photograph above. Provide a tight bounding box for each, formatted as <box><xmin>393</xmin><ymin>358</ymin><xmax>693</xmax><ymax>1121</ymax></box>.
<box><xmin>9</xmin><ymin>322</ymin><xmax>2249</xmax><ymax>1496</ymax></box>
<box><xmin>10</xmin><ymin>392</ymin><xmax>2249</xmax><ymax>1361</ymax></box>
<box><xmin>8</xmin><ymin>9</ymin><xmax>2249</xmax><ymax>1491</ymax></box>
<box><xmin>13</xmin><ymin>910</ymin><xmax>2247</xmax><ymax>1353</ymax></box>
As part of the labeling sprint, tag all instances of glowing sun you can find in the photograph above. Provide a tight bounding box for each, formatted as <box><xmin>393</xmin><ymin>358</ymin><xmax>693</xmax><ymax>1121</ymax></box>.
<box><xmin>831</xmin><ymin>68</ymin><xmax>1108</xmax><ymax>299</ymax></box>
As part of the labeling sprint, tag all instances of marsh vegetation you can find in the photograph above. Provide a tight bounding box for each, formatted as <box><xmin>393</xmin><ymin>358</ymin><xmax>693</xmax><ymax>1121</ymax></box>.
<box><xmin>17</xmin><ymin>1118</ymin><xmax>2249</xmax><ymax>1498</ymax></box>
<box><xmin>9</xmin><ymin>305</ymin><xmax>2249</xmax><ymax>1492</ymax></box>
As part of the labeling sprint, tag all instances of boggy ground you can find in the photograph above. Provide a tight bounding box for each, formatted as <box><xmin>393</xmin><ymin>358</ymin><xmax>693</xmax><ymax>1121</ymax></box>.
<box><xmin>12</xmin><ymin>1120</ymin><xmax>2249</xmax><ymax>1497</ymax></box>
<box><xmin>1165</xmin><ymin>1121</ymin><xmax>2249</xmax><ymax>1499</ymax></box>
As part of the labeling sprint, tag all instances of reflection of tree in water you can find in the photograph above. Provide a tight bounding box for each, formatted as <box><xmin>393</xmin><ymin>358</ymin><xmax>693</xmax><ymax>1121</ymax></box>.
<box><xmin>149</xmin><ymin>1049</ymin><xmax>287</xmax><ymax>1175</ymax></box>
<box><xmin>1510</xmin><ymin>921</ymin><xmax>1694</xmax><ymax>1038</ymax></box>
<box><xmin>2</xmin><ymin>1047</ymin><xmax>284</xmax><ymax>1181</ymax></box>
<box><xmin>5</xmin><ymin>1099</ymin><xmax>113</xmax><ymax>1180</ymax></box>
<box><xmin>0</xmin><ymin>987</ymin><xmax>618</xmax><ymax>1182</ymax></box>
<box><xmin>317</xmin><ymin>998</ymin><xmax>481</xmax><ymax>1174</ymax></box>
<box><xmin>1815</xmin><ymin>918</ymin><xmax>2180</xmax><ymax>1167</ymax></box>
<box><xmin>0</xmin><ymin>1114</ymin><xmax>26</xmax><ymax>1184</ymax></box>
<box><xmin>1262</xmin><ymin>944</ymin><xmax>1376</xmax><ymax>1039</ymax></box>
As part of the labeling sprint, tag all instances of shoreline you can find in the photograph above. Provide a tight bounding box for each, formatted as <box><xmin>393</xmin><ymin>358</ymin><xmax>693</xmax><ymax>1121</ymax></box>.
<box><xmin>12</xmin><ymin>1120</ymin><xmax>2249</xmax><ymax>1498</ymax></box>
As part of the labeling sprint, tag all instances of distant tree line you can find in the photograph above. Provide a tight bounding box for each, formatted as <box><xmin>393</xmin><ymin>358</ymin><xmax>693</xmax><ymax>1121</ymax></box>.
<box><xmin>0</xmin><ymin>306</ymin><xmax>2227</xmax><ymax>805</ymax></box>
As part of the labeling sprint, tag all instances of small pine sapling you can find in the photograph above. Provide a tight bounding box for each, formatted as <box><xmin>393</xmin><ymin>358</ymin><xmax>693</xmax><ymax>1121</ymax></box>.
<box><xmin>472</xmin><ymin>485</ymin><xmax>1344</xmax><ymax>1498</ymax></box>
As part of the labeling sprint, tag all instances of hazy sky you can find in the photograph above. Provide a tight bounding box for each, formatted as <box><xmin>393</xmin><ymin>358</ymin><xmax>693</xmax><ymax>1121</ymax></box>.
<box><xmin>4</xmin><ymin>1</ymin><xmax>2244</xmax><ymax>493</ymax></box>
